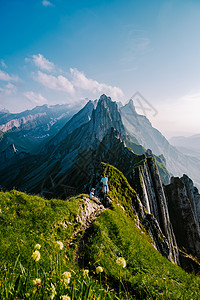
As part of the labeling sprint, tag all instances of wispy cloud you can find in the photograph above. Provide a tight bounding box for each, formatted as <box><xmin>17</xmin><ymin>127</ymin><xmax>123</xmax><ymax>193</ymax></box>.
<box><xmin>1</xmin><ymin>60</ymin><xmax>7</xmax><ymax>69</ymax></box>
<box><xmin>42</xmin><ymin>0</ymin><xmax>54</xmax><ymax>7</ymax></box>
<box><xmin>0</xmin><ymin>70</ymin><xmax>19</xmax><ymax>82</ymax></box>
<box><xmin>70</xmin><ymin>68</ymin><xmax>124</xmax><ymax>99</ymax></box>
<box><xmin>24</xmin><ymin>91</ymin><xmax>48</xmax><ymax>105</ymax></box>
<box><xmin>122</xmin><ymin>37</ymin><xmax>151</xmax><ymax>63</ymax></box>
<box><xmin>29</xmin><ymin>54</ymin><xmax>55</xmax><ymax>72</ymax></box>
<box><xmin>35</xmin><ymin>71</ymin><xmax>75</xmax><ymax>94</ymax></box>
<box><xmin>0</xmin><ymin>83</ymin><xmax>17</xmax><ymax>96</ymax></box>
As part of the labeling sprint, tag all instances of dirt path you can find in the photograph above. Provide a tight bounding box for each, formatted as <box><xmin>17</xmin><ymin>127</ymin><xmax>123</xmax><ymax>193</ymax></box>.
<box><xmin>73</xmin><ymin>196</ymin><xmax>107</xmax><ymax>263</ymax></box>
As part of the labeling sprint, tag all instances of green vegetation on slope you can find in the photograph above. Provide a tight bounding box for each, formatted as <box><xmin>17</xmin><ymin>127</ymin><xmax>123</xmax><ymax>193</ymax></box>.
<box><xmin>0</xmin><ymin>163</ymin><xmax>200</xmax><ymax>299</ymax></box>
<box><xmin>0</xmin><ymin>190</ymin><xmax>119</xmax><ymax>299</ymax></box>
<box><xmin>82</xmin><ymin>205</ymin><xmax>200</xmax><ymax>299</ymax></box>
<box><xmin>101</xmin><ymin>162</ymin><xmax>140</xmax><ymax>217</ymax></box>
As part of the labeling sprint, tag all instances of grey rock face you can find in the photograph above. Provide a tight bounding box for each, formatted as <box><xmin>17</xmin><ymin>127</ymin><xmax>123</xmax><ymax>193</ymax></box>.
<box><xmin>165</xmin><ymin>176</ymin><xmax>200</xmax><ymax>272</ymax></box>
<box><xmin>46</xmin><ymin>100</ymin><xmax>96</xmax><ymax>151</ymax></box>
<box><xmin>0</xmin><ymin>113</ymin><xmax>46</xmax><ymax>132</ymax></box>
<box><xmin>86</xmin><ymin>95</ymin><xmax>126</xmax><ymax>148</ymax></box>
<box><xmin>133</xmin><ymin>157</ymin><xmax>179</xmax><ymax>264</ymax></box>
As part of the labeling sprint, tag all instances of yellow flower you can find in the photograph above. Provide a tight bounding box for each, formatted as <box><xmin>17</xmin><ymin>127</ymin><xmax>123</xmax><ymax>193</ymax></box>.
<box><xmin>33</xmin><ymin>278</ymin><xmax>41</xmax><ymax>286</ymax></box>
<box><xmin>61</xmin><ymin>295</ymin><xmax>70</xmax><ymax>300</ymax></box>
<box><xmin>32</xmin><ymin>250</ymin><xmax>41</xmax><ymax>262</ymax></box>
<box><xmin>83</xmin><ymin>269</ymin><xmax>89</xmax><ymax>277</ymax></box>
<box><xmin>96</xmin><ymin>266</ymin><xmax>103</xmax><ymax>274</ymax></box>
<box><xmin>50</xmin><ymin>283</ymin><xmax>57</xmax><ymax>299</ymax></box>
<box><xmin>116</xmin><ymin>257</ymin><xmax>126</xmax><ymax>268</ymax></box>
<box><xmin>34</xmin><ymin>244</ymin><xmax>41</xmax><ymax>250</ymax></box>
<box><xmin>56</xmin><ymin>241</ymin><xmax>63</xmax><ymax>250</ymax></box>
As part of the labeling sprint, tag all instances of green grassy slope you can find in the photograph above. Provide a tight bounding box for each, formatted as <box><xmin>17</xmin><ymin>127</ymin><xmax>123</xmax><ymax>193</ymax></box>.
<box><xmin>0</xmin><ymin>165</ymin><xmax>200</xmax><ymax>299</ymax></box>
<box><xmin>82</xmin><ymin>205</ymin><xmax>200</xmax><ymax>299</ymax></box>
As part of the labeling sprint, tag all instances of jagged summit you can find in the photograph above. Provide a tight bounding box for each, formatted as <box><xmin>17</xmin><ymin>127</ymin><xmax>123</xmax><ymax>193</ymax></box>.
<box><xmin>87</xmin><ymin>94</ymin><xmax>125</xmax><ymax>144</ymax></box>
<box><xmin>122</xmin><ymin>99</ymin><xmax>137</xmax><ymax>115</ymax></box>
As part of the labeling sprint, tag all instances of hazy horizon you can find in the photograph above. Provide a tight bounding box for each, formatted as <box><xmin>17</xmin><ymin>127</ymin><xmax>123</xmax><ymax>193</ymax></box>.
<box><xmin>1</xmin><ymin>0</ymin><xmax>200</xmax><ymax>139</ymax></box>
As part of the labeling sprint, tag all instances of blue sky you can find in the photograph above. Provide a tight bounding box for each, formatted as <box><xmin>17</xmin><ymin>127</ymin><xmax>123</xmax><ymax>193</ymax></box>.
<box><xmin>0</xmin><ymin>0</ymin><xmax>200</xmax><ymax>137</ymax></box>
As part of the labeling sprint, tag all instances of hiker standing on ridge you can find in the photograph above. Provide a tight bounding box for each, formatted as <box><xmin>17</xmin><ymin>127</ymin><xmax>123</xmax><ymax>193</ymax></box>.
<box><xmin>101</xmin><ymin>174</ymin><xmax>109</xmax><ymax>194</ymax></box>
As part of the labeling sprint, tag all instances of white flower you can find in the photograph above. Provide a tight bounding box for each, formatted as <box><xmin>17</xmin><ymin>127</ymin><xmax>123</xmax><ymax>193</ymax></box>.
<box><xmin>96</xmin><ymin>266</ymin><xmax>104</xmax><ymax>274</ymax></box>
<box><xmin>32</xmin><ymin>250</ymin><xmax>41</xmax><ymax>262</ymax></box>
<box><xmin>61</xmin><ymin>295</ymin><xmax>70</xmax><ymax>300</ymax></box>
<box><xmin>0</xmin><ymin>209</ymin><xmax>2</xmax><ymax>213</ymax></box>
<box><xmin>33</xmin><ymin>278</ymin><xmax>41</xmax><ymax>286</ymax></box>
<box><xmin>62</xmin><ymin>271</ymin><xmax>71</xmax><ymax>285</ymax></box>
<box><xmin>116</xmin><ymin>257</ymin><xmax>126</xmax><ymax>268</ymax></box>
<box><xmin>50</xmin><ymin>283</ymin><xmax>57</xmax><ymax>299</ymax></box>
<box><xmin>56</xmin><ymin>241</ymin><xmax>63</xmax><ymax>250</ymax></box>
<box><xmin>34</xmin><ymin>244</ymin><xmax>41</xmax><ymax>250</ymax></box>
<box><xmin>83</xmin><ymin>269</ymin><xmax>89</xmax><ymax>277</ymax></box>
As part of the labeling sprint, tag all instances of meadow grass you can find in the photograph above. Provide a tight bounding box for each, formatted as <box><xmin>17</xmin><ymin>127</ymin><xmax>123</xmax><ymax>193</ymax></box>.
<box><xmin>0</xmin><ymin>190</ymin><xmax>127</xmax><ymax>299</ymax></box>
<box><xmin>0</xmin><ymin>164</ymin><xmax>200</xmax><ymax>299</ymax></box>
<box><xmin>83</xmin><ymin>205</ymin><xmax>200</xmax><ymax>299</ymax></box>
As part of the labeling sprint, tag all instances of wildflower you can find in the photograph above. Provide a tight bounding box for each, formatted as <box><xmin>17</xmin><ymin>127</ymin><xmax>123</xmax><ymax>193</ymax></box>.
<box><xmin>50</xmin><ymin>283</ymin><xmax>57</xmax><ymax>299</ymax></box>
<box><xmin>33</xmin><ymin>278</ymin><xmax>41</xmax><ymax>286</ymax></box>
<box><xmin>25</xmin><ymin>293</ymin><xmax>30</xmax><ymax>297</ymax></box>
<box><xmin>96</xmin><ymin>266</ymin><xmax>104</xmax><ymax>274</ymax></box>
<box><xmin>83</xmin><ymin>269</ymin><xmax>89</xmax><ymax>277</ymax></box>
<box><xmin>62</xmin><ymin>271</ymin><xmax>71</xmax><ymax>286</ymax></box>
<box><xmin>32</xmin><ymin>250</ymin><xmax>41</xmax><ymax>262</ymax></box>
<box><xmin>116</xmin><ymin>257</ymin><xmax>126</xmax><ymax>268</ymax></box>
<box><xmin>34</xmin><ymin>244</ymin><xmax>41</xmax><ymax>250</ymax></box>
<box><xmin>0</xmin><ymin>209</ymin><xmax>2</xmax><ymax>213</ymax></box>
<box><xmin>56</xmin><ymin>241</ymin><xmax>63</xmax><ymax>250</ymax></box>
<box><xmin>61</xmin><ymin>295</ymin><xmax>70</xmax><ymax>300</ymax></box>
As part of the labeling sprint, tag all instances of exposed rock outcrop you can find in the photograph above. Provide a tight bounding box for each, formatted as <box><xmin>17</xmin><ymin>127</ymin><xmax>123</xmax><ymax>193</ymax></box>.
<box><xmin>76</xmin><ymin>196</ymin><xmax>105</xmax><ymax>227</ymax></box>
<box><xmin>165</xmin><ymin>176</ymin><xmax>200</xmax><ymax>272</ymax></box>
<box><xmin>132</xmin><ymin>157</ymin><xmax>179</xmax><ymax>264</ymax></box>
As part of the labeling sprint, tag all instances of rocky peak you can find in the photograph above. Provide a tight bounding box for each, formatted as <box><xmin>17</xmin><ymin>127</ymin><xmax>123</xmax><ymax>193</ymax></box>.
<box><xmin>121</xmin><ymin>99</ymin><xmax>137</xmax><ymax>115</ymax></box>
<box><xmin>86</xmin><ymin>95</ymin><xmax>126</xmax><ymax>146</ymax></box>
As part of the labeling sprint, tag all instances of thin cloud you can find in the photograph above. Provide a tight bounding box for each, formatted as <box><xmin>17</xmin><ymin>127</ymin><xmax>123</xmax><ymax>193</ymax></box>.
<box><xmin>70</xmin><ymin>68</ymin><xmax>124</xmax><ymax>100</ymax></box>
<box><xmin>1</xmin><ymin>60</ymin><xmax>7</xmax><ymax>69</ymax></box>
<box><xmin>0</xmin><ymin>70</ymin><xmax>19</xmax><ymax>82</ymax></box>
<box><xmin>31</xmin><ymin>54</ymin><xmax>55</xmax><ymax>72</ymax></box>
<box><xmin>0</xmin><ymin>83</ymin><xmax>17</xmax><ymax>96</ymax></box>
<box><xmin>24</xmin><ymin>91</ymin><xmax>48</xmax><ymax>105</ymax></box>
<box><xmin>42</xmin><ymin>0</ymin><xmax>54</xmax><ymax>7</ymax></box>
<box><xmin>35</xmin><ymin>71</ymin><xmax>75</xmax><ymax>94</ymax></box>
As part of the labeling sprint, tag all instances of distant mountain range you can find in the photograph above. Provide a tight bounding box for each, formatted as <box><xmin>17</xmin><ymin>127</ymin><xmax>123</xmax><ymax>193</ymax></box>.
<box><xmin>0</xmin><ymin>94</ymin><xmax>199</xmax><ymax>193</ymax></box>
<box><xmin>0</xmin><ymin>104</ymin><xmax>78</xmax><ymax>154</ymax></box>
<box><xmin>170</xmin><ymin>134</ymin><xmax>200</xmax><ymax>160</ymax></box>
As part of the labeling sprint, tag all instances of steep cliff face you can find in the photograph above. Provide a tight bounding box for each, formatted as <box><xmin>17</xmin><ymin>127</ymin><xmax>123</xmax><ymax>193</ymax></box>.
<box><xmin>131</xmin><ymin>156</ymin><xmax>179</xmax><ymax>264</ymax></box>
<box><xmin>86</xmin><ymin>94</ymin><xmax>126</xmax><ymax>146</ymax></box>
<box><xmin>45</xmin><ymin>100</ymin><xmax>96</xmax><ymax>152</ymax></box>
<box><xmin>165</xmin><ymin>176</ymin><xmax>200</xmax><ymax>272</ymax></box>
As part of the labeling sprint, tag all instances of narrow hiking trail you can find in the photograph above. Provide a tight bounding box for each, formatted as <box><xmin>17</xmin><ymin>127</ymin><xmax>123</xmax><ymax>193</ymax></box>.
<box><xmin>73</xmin><ymin>195</ymin><xmax>109</xmax><ymax>262</ymax></box>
